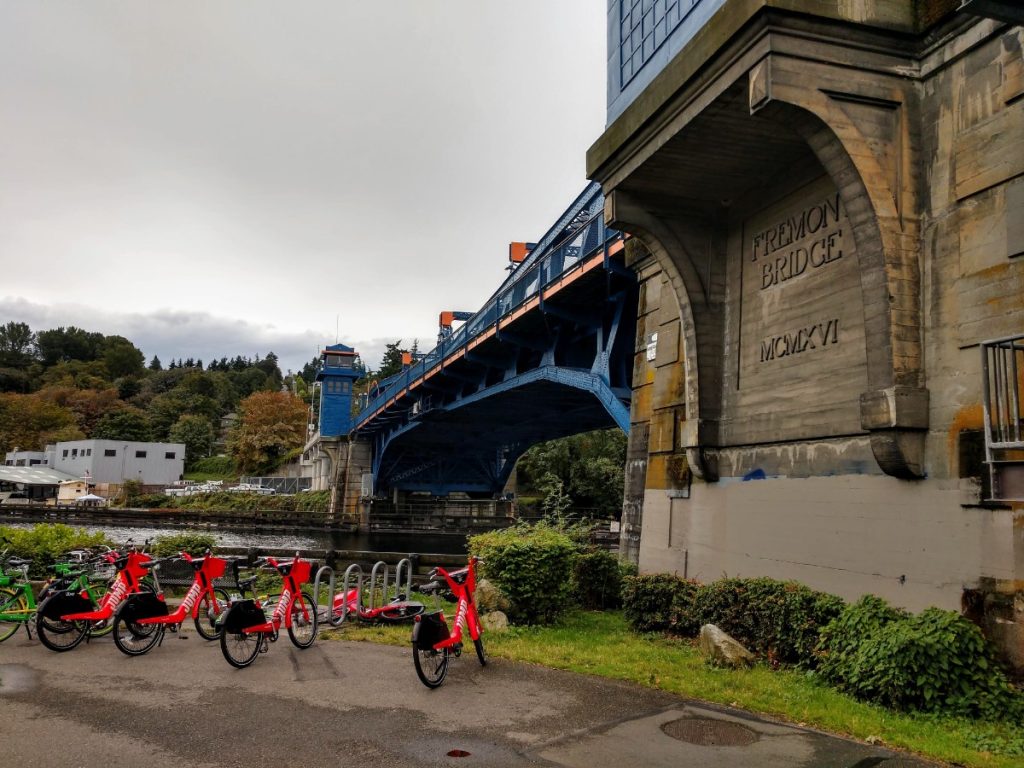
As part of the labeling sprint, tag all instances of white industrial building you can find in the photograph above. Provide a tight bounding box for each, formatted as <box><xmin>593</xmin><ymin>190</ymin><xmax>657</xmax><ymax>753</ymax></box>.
<box><xmin>4</xmin><ymin>439</ymin><xmax>185</xmax><ymax>486</ymax></box>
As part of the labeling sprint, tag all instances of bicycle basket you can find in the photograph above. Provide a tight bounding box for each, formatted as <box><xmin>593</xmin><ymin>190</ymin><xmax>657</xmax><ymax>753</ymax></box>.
<box><xmin>412</xmin><ymin>610</ymin><xmax>450</xmax><ymax>650</ymax></box>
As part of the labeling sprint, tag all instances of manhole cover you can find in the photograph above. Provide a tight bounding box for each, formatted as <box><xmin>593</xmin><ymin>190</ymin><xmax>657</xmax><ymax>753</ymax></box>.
<box><xmin>661</xmin><ymin>717</ymin><xmax>759</xmax><ymax>747</ymax></box>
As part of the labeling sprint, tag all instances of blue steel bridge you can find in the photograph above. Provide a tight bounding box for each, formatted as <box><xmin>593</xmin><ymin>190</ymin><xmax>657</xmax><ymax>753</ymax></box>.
<box><xmin>352</xmin><ymin>183</ymin><xmax>636</xmax><ymax>497</ymax></box>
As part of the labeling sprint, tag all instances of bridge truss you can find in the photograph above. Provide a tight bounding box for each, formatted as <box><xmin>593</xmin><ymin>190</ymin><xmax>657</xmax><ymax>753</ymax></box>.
<box><xmin>353</xmin><ymin>184</ymin><xmax>636</xmax><ymax>496</ymax></box>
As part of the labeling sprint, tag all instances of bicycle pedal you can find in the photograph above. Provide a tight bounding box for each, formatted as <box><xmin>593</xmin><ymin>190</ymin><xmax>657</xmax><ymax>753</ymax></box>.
<box><xmin>453</xmin><ymin>643</ymin><xmax>463</xmax><ymax>657</ymax></box>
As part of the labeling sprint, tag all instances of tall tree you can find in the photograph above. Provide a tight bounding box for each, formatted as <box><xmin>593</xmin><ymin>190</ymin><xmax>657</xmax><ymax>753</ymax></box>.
<box><xmin>102</xmin><ymin>336</ymin><xmax>145</xmax><ymax>379</ymax></box>
<box><xmin>228</xmin><ymin>391</ymin><xmax>307</xmax><ymax>474</ymax></box>
<box><xmin>149</xmin><ymin>355</ymin><xmax>163</xmax><ymax>371</ymax></box>
<box><xmin>299</xmin><ymin>355</ymin><xmax>322</xmax><ymax>385</ymax></box>
<box><xmin>516</xmin><ymin>428</ymin><xmax>627</xmax><ymax>516</ymax></box>
<box><xmin>168</xmin><ymin>414</ymin><xmax>216</xmax><ymax>468</ymax></box>
<box><xmin>255</xmin><ymin>351</ymin><xmax>282</xmax><ymax>387</ymax></box>
<box><xmin>92</xmin><ymin>406</ymin><xmax>153</xmax><ymax>442</ymax></box>
<box><xmin>377</xmin><ymin>340</ymin><xmax>407</xmax><ymax>379</ymax></box>
<box><xmin>35</xmin><ymin>326</ymin><xmax>104</xmax><ymax>365</ymax></box>
<box><xmin>0</xmin><ymin>322</ymin><xmax>36</xmax><ymax>369</ymax></box>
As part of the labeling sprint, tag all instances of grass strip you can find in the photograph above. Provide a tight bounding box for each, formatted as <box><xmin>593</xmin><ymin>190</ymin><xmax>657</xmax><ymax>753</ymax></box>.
<box><xmin>321</xmin><ymin>609</ymin><xmax>1024</xmax><ymax>767</ymax></box>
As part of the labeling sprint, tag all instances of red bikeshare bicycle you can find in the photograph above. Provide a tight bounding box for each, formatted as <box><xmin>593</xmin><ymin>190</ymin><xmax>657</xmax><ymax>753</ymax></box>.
<box><xmin>111</xmin><ymin>550</ymin><xmax>232</xmax><ymax>655</ymax></box>
<box><xmin>36</xmin><ymin>541</ymin><xmax>153</xmax><ymax>652</ymax></box>
<box><xmin>411</xmin><ymin>556</ymin><xmax>486</xmax><ymax>688</ymax></box>
<box><xmin>219</xmin><ymin>553</ymin><xmax>318</xmax><ymax>668</ymax></box>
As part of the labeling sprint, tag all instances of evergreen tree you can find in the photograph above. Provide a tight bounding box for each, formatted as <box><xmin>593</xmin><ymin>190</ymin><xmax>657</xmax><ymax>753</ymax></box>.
<box><xmin>377</xmin><ymin>340</ymin><xmax>407</xmax><ymax>379</ymax></box>
<box><xmin>149</xmin><ymin>355</ymin><xmax>163</xmax><ymax>371</ymax></box>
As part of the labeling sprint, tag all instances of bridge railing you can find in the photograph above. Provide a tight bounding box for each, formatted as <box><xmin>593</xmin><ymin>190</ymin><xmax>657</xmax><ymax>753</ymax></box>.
<box><xmin>356</xmin><ymin>186</ymin><xmax>621</xmax><ymax>429</ymax></box>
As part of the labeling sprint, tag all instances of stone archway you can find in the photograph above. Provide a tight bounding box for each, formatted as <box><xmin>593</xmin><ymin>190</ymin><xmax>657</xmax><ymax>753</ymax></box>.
<box><xmin>604</xmin><ymin>50</ymin><xmax>928</xmax><ymax>482</ymax></box>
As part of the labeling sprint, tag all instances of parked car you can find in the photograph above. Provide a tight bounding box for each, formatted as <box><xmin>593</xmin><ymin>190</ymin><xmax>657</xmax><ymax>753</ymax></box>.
<box><xmin>226</xmin><ymin>483</ymin><xmax>276</xmax><ymax>496</ymax></box>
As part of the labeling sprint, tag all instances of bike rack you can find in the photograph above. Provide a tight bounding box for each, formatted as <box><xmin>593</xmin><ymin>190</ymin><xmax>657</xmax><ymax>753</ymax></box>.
<box><xmin>312</xmin><ymin>557</ymin><xmax>414</xmax><ymax>627</ymax></box>
<box><xmin>313</xmin><ymin>563</ymin><xmax>362</xmax><ymax>627</ymax></box>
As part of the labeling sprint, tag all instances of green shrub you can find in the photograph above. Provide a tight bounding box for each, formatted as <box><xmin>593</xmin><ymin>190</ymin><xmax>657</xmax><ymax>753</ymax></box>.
<box><xmin>621</xmin><ymin>573</ymin><xmax>695</xmax><ymax>632</ymax></box>
<box><xmin>134</xmin><ymin>493</ymin><xmax>173</xmax><ymax>509</ymax></box>
<box><xmin>151</xmin><ymin>532</ymin><xmax>217</xmax><ymax>557</ymax></box>
<box><xmin>168</xmin><ymin>490</ymin><xmax>329</xmax><ymax>513</ymax></box>
<box><xmin>573</xmin><ymin>550</ymin><xmax>625</xmax><ymax>609</ymax></box>
<box><xmin>292</xmin><ymin>489</ymin><xmax>330</xmax><ymax>511</ymax></box>
<box><xmin>468</xmin><ymin>522</ymin><xmax>577</xmax><ymax>624</ymax></box>
<box><xmin>819</xmin><ymin>598</ymin><xmax>1024</xmax><ymax>719</ymax></box>
<box><xmin>817</xmin><ymin>594</ymin><xmax>906</xmax><ymax>682</ymax></box>
<box><xmin>1</xmin><ymin>523</ymin><xmax>111</xmax><ymax>579</ymax></box>
<box><xmin>679</xmin><ymin>578</ymin><xmax>844</xmax><ymax>666</ymax></box>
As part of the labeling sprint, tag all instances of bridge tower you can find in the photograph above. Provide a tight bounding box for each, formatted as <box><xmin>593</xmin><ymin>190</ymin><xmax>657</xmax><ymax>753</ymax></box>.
<box><xmin>316</xmin><ymin>343</ymin><xmax>360</xmax><ymax>436</ymax></box>
<box><xmin>310</xmin><ymin>343</ymin><xmax>368</xmax><ymax>526</ymax></box>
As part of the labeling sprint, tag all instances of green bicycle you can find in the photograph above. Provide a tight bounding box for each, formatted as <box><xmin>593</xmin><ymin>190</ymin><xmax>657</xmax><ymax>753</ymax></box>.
<box><xmin>0</xmin><ymin>555</ymin><xmax>39</xmax><ymax>642</ymax></box>
<box><xmin>0</xmin><ymin>546</ymin><xmax>116</xmax><ymax>643</ymax></box>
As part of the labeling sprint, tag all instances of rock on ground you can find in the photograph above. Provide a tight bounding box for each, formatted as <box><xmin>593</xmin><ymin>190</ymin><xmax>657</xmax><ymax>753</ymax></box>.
<box><xmin>698</xmin><ymin>624</ymin><xmax>755</xmax><ymax>668</ymax></box>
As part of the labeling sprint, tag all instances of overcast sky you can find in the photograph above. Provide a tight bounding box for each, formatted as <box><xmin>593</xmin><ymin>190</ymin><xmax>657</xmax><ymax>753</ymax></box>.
<box><xmin>0</xmin><ymin>2</ymin><xmax>606</xmax><ymax>373</ymax></box>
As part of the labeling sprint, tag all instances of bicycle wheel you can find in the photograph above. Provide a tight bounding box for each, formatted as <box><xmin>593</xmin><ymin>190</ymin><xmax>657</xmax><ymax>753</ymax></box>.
<box><xmin>112</xmin><ymin>614</ymin><xmax>163</xmax><ymax>656</ymax></box>
<box><xmin>474</xmin><ymin>636</ymin><xmax>487</xmax><ymax>666</ymax></box>
<box><xmin>91</xmin><ymin>581</ymin><xmax>152</xmax><ymax>638</ymax></box>
<box><xmin>0</xmin><ymin>587</ymin><xmax>26</xmax><ymax>643</ymax></box>
<box><xmin>220</xmin><ymin>628</ymin><xmax>263</xmax><ymax>668</ymax></box>
<box><xmin>286</xmin><ymin>592</ymin><xmax>318</xmax><ymax>649</ymax></box>
<box><xmin>36</xmin><ymin>612</ymin><xmax>89</xmax><ymax>652</ymax></box>
<box><xmin>193</xmin><ymin>587</ymin><xmax>231</xmax><ymax>641</ymax></box>
<box><xmin>413</xmin><ymin>643</ymin><xmax>449</xmax><ymax>688</ymax></box>
<box><xmin>376</xmin><ymin>601</ymin><xmax>425</xmax><ymax>623</ymax></box>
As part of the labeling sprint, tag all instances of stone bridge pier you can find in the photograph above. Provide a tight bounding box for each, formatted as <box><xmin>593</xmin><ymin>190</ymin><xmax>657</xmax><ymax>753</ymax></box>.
<box><xmin>589</xmin><ymin>2</ymin><xmax>1023</xmax><ymax>670</ymax></box>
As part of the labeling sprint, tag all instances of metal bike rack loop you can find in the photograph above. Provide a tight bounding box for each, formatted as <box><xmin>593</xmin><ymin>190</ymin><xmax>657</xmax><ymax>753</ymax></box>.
<box><xmin>312</xmin><ymin>557</ymin><xmax>414</xmax><ymax>627</ymax></box>
<box><xmin>367</xmin><ymin>560</ymin><xmax>388</xmax><ymax>612</ymax></box>
<box><xmin>313</xmin><ymin>563</ymin><xmax>363</xmax><ymax>627</ymax></box>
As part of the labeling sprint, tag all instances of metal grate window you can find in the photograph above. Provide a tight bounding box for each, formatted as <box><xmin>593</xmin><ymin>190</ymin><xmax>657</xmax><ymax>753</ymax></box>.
<box><xmin>981</xmin><ymin>333</ymin><xmax>1024</xmax><ymax>501</ymax></box>
<box><xmin>619</xmin><ymin>0</ymin><xmax>692</xmax><ymax>86</ymax></box>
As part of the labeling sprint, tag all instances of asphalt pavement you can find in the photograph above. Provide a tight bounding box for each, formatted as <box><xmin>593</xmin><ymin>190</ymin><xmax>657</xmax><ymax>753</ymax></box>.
<box><xmin>0</xmin><ymin>626</ymin><xmax>936</xmax><ymax>767</ymax></box>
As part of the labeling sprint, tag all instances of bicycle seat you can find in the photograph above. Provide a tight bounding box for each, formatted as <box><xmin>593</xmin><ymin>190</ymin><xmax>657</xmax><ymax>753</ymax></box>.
<box><xmin>275</xmin><ymin>563</ymin><xmax>293</xmax><ymax>576</ymax></box>
<box><xmin>6</xmin><ymin>558</ymin><xmax>31</xmax><ymax>567</ymax></box>
<box><xmin>190</xmin><ymin>558</ymin><xmax>207</xmax><ymax>572</ymax></box>
<box><xmin>238</xmin><ymin>576</ymin><xmax>258</xmax><ymax>589</ymax></box>
<box><xmin>447</xmin><ymin>568</ymin><xmax>469</xmax><ymax>585</ymax></box>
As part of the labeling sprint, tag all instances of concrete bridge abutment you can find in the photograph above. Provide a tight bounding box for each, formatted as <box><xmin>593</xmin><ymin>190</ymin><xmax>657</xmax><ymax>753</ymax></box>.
<box><xmin>590</xmin><ymin>3</ymin><xmax>1024</xmax><ymax>669</ymax></box>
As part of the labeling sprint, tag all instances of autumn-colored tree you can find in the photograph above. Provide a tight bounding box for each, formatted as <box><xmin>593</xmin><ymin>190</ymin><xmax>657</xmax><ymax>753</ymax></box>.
<box><xmin>228</xmin><ymin>391</ymin><xmax>307</xmax><ymax>474</ymax></box>
<box><xmin>37</xmin><ymin>386</ymin><xmax>123</xmax><ymax>436</ymax></box>
<box><xmin>0</xmin><ymin>393</ymin><xmax>84</xmax><ymax>454</ymax></box>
